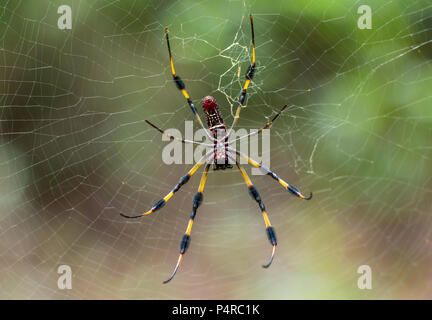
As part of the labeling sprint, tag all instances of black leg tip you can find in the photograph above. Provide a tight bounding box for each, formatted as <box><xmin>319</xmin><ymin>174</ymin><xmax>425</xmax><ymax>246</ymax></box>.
<box><xmin>262</xmin><ymin>245</ymin><xmax>276</xmax><ymax>268</ymax></box>
<box><xmin>120</xmin><ymin>213</ymin><xmax>141</xmax><ymax>219</ymax></box>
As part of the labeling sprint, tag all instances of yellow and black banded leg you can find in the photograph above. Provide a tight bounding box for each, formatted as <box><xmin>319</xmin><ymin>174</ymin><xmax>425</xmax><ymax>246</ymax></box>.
<box><xmin>230</xmin><ymin>148</ymin><xmax>312</xmax><ymax>200</ymax></box>
<box><xmin>164</xmin><ymin>163</ymin><xmax>211</xmax><ymax>283</ymax></box>
<box><xmin>165</xmin><ymin>28</ymin><xmax>215</xmax><ymax>141</ymax></box>
<box><xmin>224</xmin><ymin>14</ymin><xmax>256</xmax><ymax>139</ymax></box>
<box><xmin>120</xmin><ymin>153</ymin><xmax>210</xmax><ymax>219</ymax></box>
<box><xmin>236</xmin><ymin>161</ymin><xmax>277</xmax><ymax>268</ymax></box>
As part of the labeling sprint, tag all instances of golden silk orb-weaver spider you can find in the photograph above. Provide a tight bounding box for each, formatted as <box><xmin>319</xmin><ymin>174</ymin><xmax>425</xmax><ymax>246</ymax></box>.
<box><xmin>121</xmin><ymin>15</ymin><xmax>312</xmax><ymax>283</ymax></box>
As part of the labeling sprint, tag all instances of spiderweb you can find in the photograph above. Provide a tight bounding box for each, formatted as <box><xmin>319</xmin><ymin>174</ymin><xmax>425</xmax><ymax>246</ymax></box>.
<box><xmin>1</xmin><ymin>0</ymin><xmax>432</xmax><ymax>299</ymax></box>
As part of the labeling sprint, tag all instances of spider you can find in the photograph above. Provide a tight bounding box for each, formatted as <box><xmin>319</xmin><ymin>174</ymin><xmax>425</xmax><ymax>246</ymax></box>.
<box><xmin>121</xmin><ymin>15</ymin><xmax>312</xmax><ymax>283</ymax></box>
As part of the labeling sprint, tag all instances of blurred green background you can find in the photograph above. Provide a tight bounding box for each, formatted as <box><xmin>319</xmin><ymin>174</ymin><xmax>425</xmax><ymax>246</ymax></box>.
<box><xmin>1</xmin><ymin>0</ymin><xmax>432</xmax><ymax>299</ymax></box>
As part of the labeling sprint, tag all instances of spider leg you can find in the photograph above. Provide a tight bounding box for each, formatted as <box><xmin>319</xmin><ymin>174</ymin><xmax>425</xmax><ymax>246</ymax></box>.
<box><xmin>165</xmin><ymin>28</ymin><xmax>215</xmax><ymax>142</ymax></box>
<box><xmin>228</xmin><ymin>147</ymin><xmax>312</xmax><ymax>200</ymax></box>
<box><xmin>228</xmin><ymin>105</ymin><xmax>287</xmax><ymax>145</ymax></box>
<box><xmin>222</xmin><ymin>14</ymin><xmax>256</xmax><ymax>142</ymax></box>
<box><xmin>120</xmin><ymin>151</ymin><xmax>213</xmax><ymax>218</ymax></box>
<box><xmin>145</xmin><ymin>120</ymin><xmax>212</xmax><ymax>147</ymax></box>
<box><xmin>164</xmin><ymin>163</ymin><xmax>211</xmax><ymax>283</ymax></box>
<box><xmin>230</xmin><ymin>156</ymin><xmax>276</xmax><ymax>268</ymax></box>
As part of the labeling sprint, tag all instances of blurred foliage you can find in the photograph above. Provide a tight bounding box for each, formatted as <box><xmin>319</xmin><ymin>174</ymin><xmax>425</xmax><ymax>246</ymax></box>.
<box><xmin>1</xmin><ymin>0</ymin><xmax>432</xmax><ymax>299</ymax></box>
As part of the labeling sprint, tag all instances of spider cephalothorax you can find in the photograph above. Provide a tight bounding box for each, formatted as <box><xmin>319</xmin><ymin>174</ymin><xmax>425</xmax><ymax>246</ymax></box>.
<box><xmin>121</xmin><ymin>15</ymin><xmax>312</xmax><ymax>284</ymax></box>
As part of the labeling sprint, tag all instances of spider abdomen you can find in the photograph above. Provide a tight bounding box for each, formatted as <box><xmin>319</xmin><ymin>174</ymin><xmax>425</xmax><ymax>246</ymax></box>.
<box><xmin>201</xmin><ymin>96</ymin><xmax>232</xmax><ymax>170</ymax></box>
<box><xmin>202</xmin><ymin>96</ymin><xmax>225</xmax><ymax>132</ymax></box>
